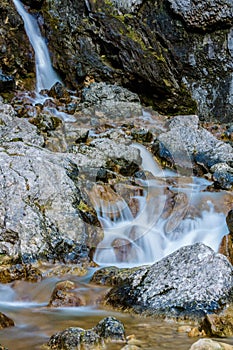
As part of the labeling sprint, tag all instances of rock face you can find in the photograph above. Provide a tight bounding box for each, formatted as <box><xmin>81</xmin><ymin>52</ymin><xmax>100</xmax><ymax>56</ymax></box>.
<box><xmin>0</xmin><ymin>100</ymin><xmax>142</xmax><ymax>262</ymax></box>
<box><xmin>103</xmin><ymin>243</ymin><xmax>233</xmax><ymax>317</ymax></box>
<box><xmin>1</xmin><ymin>0</ymin><xmax>232</xmax><ymax>120</ymax></box>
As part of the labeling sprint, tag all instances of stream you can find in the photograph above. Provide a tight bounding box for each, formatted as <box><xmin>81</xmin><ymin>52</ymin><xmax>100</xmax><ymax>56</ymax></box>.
<box><xmin>3</xmin><ymin>1</ymin><xmax>233</xmax><ymax>349</ymax></box>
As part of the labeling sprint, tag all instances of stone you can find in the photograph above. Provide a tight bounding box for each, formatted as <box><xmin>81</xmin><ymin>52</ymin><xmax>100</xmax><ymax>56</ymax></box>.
<box><xmin>189</xmin><ymin>339</ymin><xmax>233</xmax><ymax>350</ymax></box>
<box><xmin>0</xmin><ymin>264</ymin><xmax>42</xmax><ymax>283</ymax></box>
<box><xmin>104</xmin><ymin>243</ymin><xmax>233</xmax><ymax>318</ymax></box>
<box><xmin>227</xmin><ymin>210</ymin><xmax>233</xmax><ymax>233</ymax></box>
<box><xmin>0</xmin><ymin>312</ymin><xmax>14</xmax><ymax>329</ymax></box>
<box><xmin>47</xmin><ymin>327</ymin><xmax>100</xmax><ymax>350</ymax></box>
<box><xmin>168</xmin><ymin>0</ymin><xmax>233</xmax><ymax>30</ymax></box>
<box><xmin>158</xmin><ymin>115</ymin><xmax>233</xmax><ymax>180</ymax></box>
<box><xmin>48</xmin><ymin>280</ymin><xmax>84</xmax><ymax>308</ymax></box>
<box><xmin>46</xmin><ymin>317</ymin><xmax>126</xmax><ymax>349</ymax></box>
<box><xmin>218</xmin><ymin>234</ymin><xmax>233</xmax><ymax>265</ymax></box>
<box><xmin>93</xmin><ymin>316</ymin><xmax>126</xmax><ymax>341</ymax></box>
<box><xmin>200</xmin><ymin>314</ymin><xmax>233</xmax><ymax>338</ymax></box>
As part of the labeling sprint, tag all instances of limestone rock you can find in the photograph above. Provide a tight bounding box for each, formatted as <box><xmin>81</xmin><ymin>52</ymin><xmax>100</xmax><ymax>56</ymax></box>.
<box><xmin>189</xmin><ymin>339</ymin><xmax>233</xmax><ymax>350</ymax></box>
<box><xmin>168</xmin><ymin>0</ymin><xmax>233</xmax><ymax>29</ymax></box>
<box><xmin>200</xmin><ymin>314</ymin><xmax>233</xmax><ymax>337</ymax></box>
<box><xmin>158</xmin><ymin>115</ymin><xmax>233</xmax><ymax>180</ymax></box>
<box><xmin>46</xmin><ymin>317</ymin><xmax>126</xmax><ymax>349</ymax></box>
<box><xmin>105</xmin><ymin>243</ymin><xmax>233</xmax><ymax>317</ymax></box>
<box><xmin>48</xmin><ymin>280</ymin><xmax>84</xmax><ymax>308</ymax></box>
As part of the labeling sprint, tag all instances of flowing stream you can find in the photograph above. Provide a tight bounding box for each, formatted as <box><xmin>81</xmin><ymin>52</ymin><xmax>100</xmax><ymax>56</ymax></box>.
<box><xmin>93</xmin><ymin>144</ymin><xmax>229</xmax><ymax>267</ymax></box>
<box><xmin>13</xmin><ymin>0</ymin><xmax>60</xmax><ymax>92</ymax></box>
<box><xmin>6</xmin><ymin>2</ymin><xmax>233</xmax><ymax>349</ymax></box>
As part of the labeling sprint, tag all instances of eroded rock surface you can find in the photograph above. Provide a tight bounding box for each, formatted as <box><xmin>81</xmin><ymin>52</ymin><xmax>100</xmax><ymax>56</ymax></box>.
<box><xmin>101</xmin><ymin>243</ymin><xmax>233</xmax><ymax>317</ymax></box>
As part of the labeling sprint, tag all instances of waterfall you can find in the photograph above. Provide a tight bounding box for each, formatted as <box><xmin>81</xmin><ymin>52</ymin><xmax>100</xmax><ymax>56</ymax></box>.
<box><xmin>93</xmin><ymin>145</ymin><xmax>228</xmax><ymax>267</ymax></box>
<box><xmin>13</xmin><ymin>0</ymin><xmax>61</xmax><ymax>92</ymax></box>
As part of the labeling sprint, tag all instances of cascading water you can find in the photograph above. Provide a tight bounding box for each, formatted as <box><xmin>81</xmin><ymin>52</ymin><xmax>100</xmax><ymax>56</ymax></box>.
<box><xmin>93</xmin><ymin>144</ymin><xmax>229</xmax><ymax>267</ymax></box>
<box><xmin>13</xmin><ymin>0</ymin><xmax>60</xmax><ymax>92</ymax></box>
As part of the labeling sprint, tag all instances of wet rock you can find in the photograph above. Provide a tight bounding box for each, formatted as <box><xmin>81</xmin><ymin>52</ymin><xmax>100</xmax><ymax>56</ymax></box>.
<box><xmin>0</xmin><ymin>70</ymin><xmax>15</xmax><ymax>92</ymax></box>
<box><xmin>48</xmin><ymin>280</ymin><xmax>84</xmax><ymax>308</ymax></box>
<box><xmin>47</xmin><ymin>327</ymin><xmax>100</xmax><ymax>350</ymax></box>
<box><xmin>79</xmin><ymin>82</ymin><xmax>142</xmax><ymax>120</ymax></box>
<box><xmin>168</xmin><ymin>0</ymin><xmax>233</xmax><ymax>30</ymax></box>
<box><xmin>218</xmin><ymin>234</ymin><xmax>233</xmax><ymax>266</ymax></box>
<box><xmin>158</xmin><ymin>115</ymin><xmax>233</xmax><ymax>180</ymax></box>
<box><xmin>48</xmin><ymin>82</ymin><xmax>71</xmax><ymax>103</ymax></box>
<box><xmin>0</xmin><ymin>264</ymin><xmax>42</xmax><ymax>283</ymax></box>
<box><xmin>91</xmin><ymin>266</ymin><xmax>137</xmax><ymax>287</ymax></box>
<box><xmin>105</xmin><ymin>243</ymin><xmax>233</xmax><ymax>318</ymax></box>
<box><xmin>189</xmin><ymin>339</ymin><xmax>233</xmax><ymax>350</ymax></box>
<box><xmin>93</xmin><ymin>316</ymin><xmax>126</xmax><ymax>341</ymax></box>
<box><xmin>0</xmin><ymin>312</ymin><xmax>14</xmax><ymax>329</ymax></box>
<box><xmin>46</xmin><ymin>317</ymin><xmax>126</xmax><ymax>349</ymax></box>
<box><xmin>227</xmin><ymin>210</ymin><xmax>233</xmax><ymax>233</ymax></box>
<box><xmin>211</xmin><ymin>163</ymin><xmax>233</xmax><ymax>190</ymax></box>
<box><xmin>200</xmin><ymin>314</ymin><xmax>233</xmax><ymax>338</ymax></box>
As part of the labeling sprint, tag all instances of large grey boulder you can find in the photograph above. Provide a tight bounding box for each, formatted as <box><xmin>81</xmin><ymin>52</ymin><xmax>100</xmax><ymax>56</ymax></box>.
<box><xmin>0</xmin><ymin>102</ymin><xmax>141</xmax><ymax>262</ymax></box>
<box><xmin>104</xmin><ymin>243</ymin><xmax>233</xmax><ymax>318</ymax></box>
<box><xmin>157</xmin><ymin>115</ymin><xmax>233</xmax><ymax>187</ymax></box>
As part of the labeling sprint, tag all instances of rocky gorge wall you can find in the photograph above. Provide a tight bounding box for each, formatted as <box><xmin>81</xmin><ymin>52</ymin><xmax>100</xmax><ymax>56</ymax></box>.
<box><xmin>0</xmin><ymin>0</ymin><xmax>233</xmax><ymax>121</ymax></box>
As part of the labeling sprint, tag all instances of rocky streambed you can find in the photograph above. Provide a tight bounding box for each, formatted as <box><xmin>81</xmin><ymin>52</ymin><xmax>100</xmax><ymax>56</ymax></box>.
<box><xmin>0</xmin><ymin>81</ymin><xmax>232</xmax><ymax>349</ymax></box>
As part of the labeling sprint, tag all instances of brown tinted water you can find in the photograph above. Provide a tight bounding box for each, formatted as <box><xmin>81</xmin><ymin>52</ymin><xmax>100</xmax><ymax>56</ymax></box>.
<box><xmin>0</xmin><ymin>271</ymin><xmax>233</xmax><ymax>350</ymax></box>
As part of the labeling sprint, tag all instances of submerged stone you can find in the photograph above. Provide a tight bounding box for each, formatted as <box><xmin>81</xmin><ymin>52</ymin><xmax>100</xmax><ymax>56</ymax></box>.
<box><xmin>0</xmin><ymin>312</ymin><xmax>14</xmax><ymax>329</ymax></box>
<box><xmin>48</xmin><ymin>280</ymin><xmax>85</xmax><ymax>308</ymax></box>
<box><xmin>104</xmin><ymin>243</ymin><xmax>233</xmax><ymax>318</ymax></box>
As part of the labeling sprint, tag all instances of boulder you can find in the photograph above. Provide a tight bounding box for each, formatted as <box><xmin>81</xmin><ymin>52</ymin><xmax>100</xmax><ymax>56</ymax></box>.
<box><xmin>189</xmin><ymin>339</ymin><xmax>233</xmax><ymax>350</ymax></box>
<box><xmin>200</xmin><ymin>314</ymin><xmax>233</xmax><ymax>338</ymax></box>
<box><xmin>46</xmin><ymin>317</ymin><xmax>126</xmax><ymax>349</ymax></box>
<box><xmin>48</xmin><ymin>280</ymin><xmax>84</xmax><ymax>307</ymax></box>
<box><xmin>157</xmin><ymin>115</ymin><xmax>233</xmax><ymax>181</ymax></box>
<box><xmin>104</xmin><ymin>243</ymin><xmax>233</xmax><ymax>318</ymax></box>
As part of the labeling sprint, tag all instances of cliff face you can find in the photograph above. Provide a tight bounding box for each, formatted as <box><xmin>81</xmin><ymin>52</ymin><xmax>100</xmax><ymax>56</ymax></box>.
<box><xmin>1</xmin><ymin>0</ymin><xmax>233</xmax><ymax>121</ymax></box>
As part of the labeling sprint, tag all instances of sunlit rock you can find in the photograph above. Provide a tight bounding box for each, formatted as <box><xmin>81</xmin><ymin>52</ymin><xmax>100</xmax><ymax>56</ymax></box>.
<box><xmin>189</xmin><ymin>338</ymin><xmax>233</xmax><ymax>350</ymax></box>
<box><xmin>104</xmin><ymin>243</ymin><xmax>233</xmax><ymax>318</ymax></box>
<box><xmin>48</xmin><ymin>280</ymin><xmax>85</xmax><ymax>308</ymax></box>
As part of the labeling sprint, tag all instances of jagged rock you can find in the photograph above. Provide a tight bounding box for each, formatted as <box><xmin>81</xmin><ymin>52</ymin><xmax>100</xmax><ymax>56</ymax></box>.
<box><xmin>48</xmin><ymin>280</ymin><xmax>84</xmax><ymax>307</ymax></box>
<box><xmin>79</xmin><ymin>82</ymin><xmax>142</xmax><ymax>120</ymax></box>
<box><xmin>0</xmin><ymin>264</ymin><xmax>42</xmax><ymax>283</ymax></box>
<box><xmin>104</xmin><ymin>243</ymin><xmax>233</xmax><ymax>318</ymax></box>
<box><xmin>93</xmin><ymin>316</ymin><xmax>126</xmax><ymax>341</ymax></box>
<box><xmin>200</xmin><ymin>314</ymin><xmax>233</xmax><ymax>338</ymax></box>
<box><xmin>168</xmin><ymin>0</ymin><xmax>233</xmax><ymax>29</ymax></box>
<box><xmin>227</xmin><ymin>210</ymin><xmax>233</xmax><ymax>233</ymax></box>
<box><xmin>157</xmin><ymin>115</ymin><xmax>233</xmax><ymax>180</ymax></box>
<box><xmin>47</xmin><ymin>327</ymin><xmax>100</xmax><ymax>350</ymax></box>
<box><xmin>189</xmin><ymin>339</ymin><xmax>233</xmax><ymax>350</ymax></box>
<box><xmin>46</xmin><ymin>317</ymin><xmax>126</xmax><ymax>349</ymax></box>
<box><xmin>0</xmin><ymin>312</ymin><xmax>14</xmax><ymax>329</ymax></box>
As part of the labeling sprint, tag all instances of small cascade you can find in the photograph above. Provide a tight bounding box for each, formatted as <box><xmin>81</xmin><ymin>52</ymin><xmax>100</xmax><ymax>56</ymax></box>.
<box><xmin>13</xmin><ymin>0</ymin><xmax>60</xmax><ymax>92</ymax></box>
<box><xmin>93</xmin><ymin>144</ymin><xmax>229</xmax><ymax>267</ymax></box>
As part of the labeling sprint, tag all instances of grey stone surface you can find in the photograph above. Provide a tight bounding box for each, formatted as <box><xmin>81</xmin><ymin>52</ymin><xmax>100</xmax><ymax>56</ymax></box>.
<box><xmin>158</xmin><ymin>115</ymin><xmax>233</xmax><ymax>179</ymax></box>
<box><xmin>168</xmin><ymin>0</ymin><xmax>233</xmax><ymax>29</ymax></box>
<box><xmin>105</xmin><ymin>243</ymin><xmax>233</xmax><ymax>317</ymax></box>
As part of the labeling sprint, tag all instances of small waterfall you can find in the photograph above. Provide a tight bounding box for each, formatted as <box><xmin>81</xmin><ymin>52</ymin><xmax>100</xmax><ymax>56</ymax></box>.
<box><xmin>93</xmin><ymin>144</ymin><xmax>229</xmax><ymax>267</ymax></box>
<box><xmin>13</xmin><ymin>0</ymin><xmax>60</xmax><ymax>92</ymax></box>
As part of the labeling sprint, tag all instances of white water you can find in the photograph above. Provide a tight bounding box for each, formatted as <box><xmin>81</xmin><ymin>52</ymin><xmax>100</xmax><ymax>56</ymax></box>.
<box><xmin>93</xmin><ymin>145</ymin><xmax>229</xmax><ymax>267</ymax></box>
<box><xmin>13</xmin><ymin>0</ymin><xmax>60</xmax><ymax>92</ymax></box>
